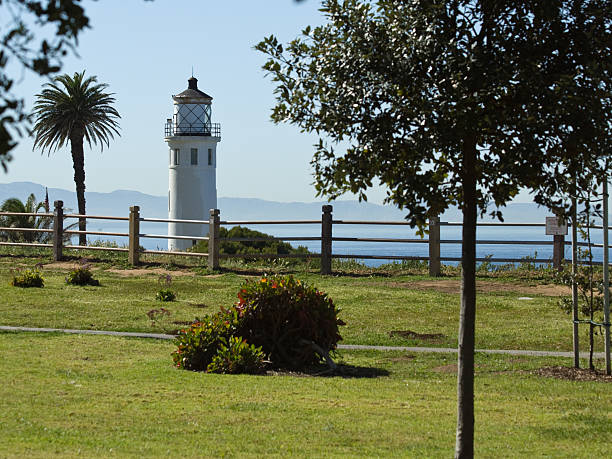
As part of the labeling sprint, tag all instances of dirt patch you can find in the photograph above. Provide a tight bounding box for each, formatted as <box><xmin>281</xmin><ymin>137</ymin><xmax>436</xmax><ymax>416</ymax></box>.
<box><xmin>433</xmin><ymin>363</ymin><xmax>458</xmax><ymax>373</ymax></box>
<box><xmin>106</xmin><ymin>267</ymin><xmax>195</xmax><ymax>277</ymax></box>
<box><xmin>390</xmin><ymin>330</ymin><xmax>446</xmax><ymax>343</ymax></box>
<box><xmin>389</xmin><ymin>279</ymin><xmax>570</xmax><ymax>296</ymax></box>
<box><xmin>389</xmin><ymin>354</ymin><xmax>416</xmax><ymax>362</ymax></box>
<box><xmin>43</xmin><ymin>261</ymin><xmax>84</xmax><ymax>270</ymax></box>
<box><xmin>533</xmin><ymin>366</ymin><xmax>612</xmax><ymax>382</ymax></box>
<box><xmin>40</xmin><ymin>262</ymin><xmax>197</xmax><ymax>278</ymax></box>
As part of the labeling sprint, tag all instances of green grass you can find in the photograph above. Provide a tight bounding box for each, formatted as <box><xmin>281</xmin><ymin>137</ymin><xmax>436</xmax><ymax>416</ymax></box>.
<box><xmin>0</xmin><ymin>253</ymin><xmax>603</xmax><ymax>353</ymax></box>
<box><xmin>0</xmin><ymin>332</ymin><xmax>609</xmax><ymax>458</ymax></box>
<box><xmin>0</xmin><ymin>250</ymin><xmax>609</xmax><ymax>457</ymax></box>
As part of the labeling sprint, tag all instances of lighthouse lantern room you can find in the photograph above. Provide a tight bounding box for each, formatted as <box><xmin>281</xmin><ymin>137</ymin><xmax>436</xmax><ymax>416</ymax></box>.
<box><xmin>165</xmin><ymin>77</ymin><xmax>221</xmax><ymax>251</ymax></box>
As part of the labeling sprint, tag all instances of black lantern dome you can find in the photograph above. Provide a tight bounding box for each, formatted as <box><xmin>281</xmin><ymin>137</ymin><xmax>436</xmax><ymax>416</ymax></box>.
<box><xmin>164</xmin><ymin>77</ymin><xmax>220</xmax><ymax>137</ymax></box>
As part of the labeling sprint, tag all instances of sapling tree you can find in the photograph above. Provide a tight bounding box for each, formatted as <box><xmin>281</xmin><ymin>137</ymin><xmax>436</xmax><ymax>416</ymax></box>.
<box><xmin>558</xmin><ymin>191</ymin><xmax>608</xmax><ymax>370</ymax></box>
<box><xmin>257</xmin><ymin>1</ymin><xmax>611</xmax><ymax>456</ymax></box>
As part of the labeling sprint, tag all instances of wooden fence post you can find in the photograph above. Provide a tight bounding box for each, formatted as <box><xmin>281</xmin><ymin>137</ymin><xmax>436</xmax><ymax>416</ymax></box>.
<box><xmin>53</xmin><ymin>200</ymin><xmax>63</xmax><ymax>261</ymax></box>
<box><xmin>553</xmin><ymin>235</ymin><xmax>564</xmax><ymax>271</ymax></box>
<box><xmin>208</xmin><ymin>209</ymin><xmax>220</xmax><ymax>270</ymax></box>
<box><xmin>128</xmin><ymin>206</ymin><xmax>140</xmax><ymax>266</ymax></box>
<box><xmin>429</xmin><ymin>215</ymin><xmax>441</xmax><ymax>276</ymax></box>
<box><xmin>321</xmin><ymin>205</ymin><xmax>333</xmax><ymax>275</ymax></box>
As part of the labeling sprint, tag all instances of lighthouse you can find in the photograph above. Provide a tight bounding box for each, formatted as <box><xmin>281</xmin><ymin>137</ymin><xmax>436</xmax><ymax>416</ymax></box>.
<box><xmin>165</xmin><ymin>77</ymin><xmax>221</xmax><ymax>251</ymax></box>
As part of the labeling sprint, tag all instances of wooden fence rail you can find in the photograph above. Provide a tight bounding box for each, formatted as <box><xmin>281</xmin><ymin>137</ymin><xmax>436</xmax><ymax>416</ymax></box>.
<box><xmin>1</xmin><ymin>201</ymin><xmax>607</xmax><ymax>275</ymax></box>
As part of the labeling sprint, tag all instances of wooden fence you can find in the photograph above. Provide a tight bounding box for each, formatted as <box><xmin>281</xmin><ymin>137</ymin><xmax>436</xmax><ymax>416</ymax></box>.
<box><xmin>0</xmin><ymin>200</ymin><xmax>605</xmax><ymax>275</ymax></box>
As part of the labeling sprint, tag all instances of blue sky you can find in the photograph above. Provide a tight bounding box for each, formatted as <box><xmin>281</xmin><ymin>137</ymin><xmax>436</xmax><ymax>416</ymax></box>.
<box><xmin>3</xmin><ymin>0</ymin><xmax>533</xmax><ymax>205</ymax></box>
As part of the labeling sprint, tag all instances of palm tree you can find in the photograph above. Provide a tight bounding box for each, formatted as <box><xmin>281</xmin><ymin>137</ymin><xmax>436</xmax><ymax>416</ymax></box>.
<box><xmin>0</xmin><ymin>194</ymin><xmax>51</xmax><ymax>243</ymax></box>
<box><xmin>32</xmin><ymin>71</ymin><xmax>120</xmax><ymax>245</ymax></box>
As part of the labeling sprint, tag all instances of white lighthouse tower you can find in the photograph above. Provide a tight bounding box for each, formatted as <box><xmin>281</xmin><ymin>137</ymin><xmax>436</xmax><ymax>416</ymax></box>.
<box><xmin>165</xmin><ymin>77</ymin><xmax>221</xmax><ymax>251</ymax></box>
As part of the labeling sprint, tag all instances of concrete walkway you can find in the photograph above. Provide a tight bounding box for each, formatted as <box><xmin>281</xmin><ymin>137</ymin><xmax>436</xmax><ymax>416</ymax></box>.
<box><xmin>1</xmin><ymin>325</ymin><xmax>605</xmax><ymax>359</ymax></box>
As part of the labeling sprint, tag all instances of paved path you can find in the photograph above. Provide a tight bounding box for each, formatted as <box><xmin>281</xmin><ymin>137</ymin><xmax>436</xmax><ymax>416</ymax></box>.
<box><xmin>0</xmin><ymin>325</ymin><xmax>605</xmax><ymax>359</ymax></box>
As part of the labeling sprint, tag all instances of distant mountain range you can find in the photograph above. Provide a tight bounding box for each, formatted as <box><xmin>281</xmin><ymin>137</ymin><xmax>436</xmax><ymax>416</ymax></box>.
<box><xmin>0</xmin><ymin>181</ymin><xmax>549</xmax><ymax>223</ymax></box>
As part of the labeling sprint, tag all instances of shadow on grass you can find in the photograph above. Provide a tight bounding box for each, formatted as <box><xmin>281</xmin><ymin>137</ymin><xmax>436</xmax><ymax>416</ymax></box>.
<box><xmin>267</xmin><ymin>363</ymin><xmax>390</xmax><ymax>379</ymax></box>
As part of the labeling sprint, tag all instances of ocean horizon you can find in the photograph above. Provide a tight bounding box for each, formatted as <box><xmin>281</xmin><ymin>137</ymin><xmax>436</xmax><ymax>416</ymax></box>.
<box><xmin>80</xmin><ymin>221</ymin><xmax>607</xmax><ymax>267</ymax></box>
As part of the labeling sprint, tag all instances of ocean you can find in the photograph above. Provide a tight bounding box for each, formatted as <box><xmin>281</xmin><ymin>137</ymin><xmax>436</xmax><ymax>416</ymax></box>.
<box><xmin>82</xmin><ymin>219</ymin><xmax>608</xmax><ymax>267</ymax></box>
<box><xmin>235</xmin><ymin>223</ymin><xmax>605</xmax><ymax>267</ymax></box>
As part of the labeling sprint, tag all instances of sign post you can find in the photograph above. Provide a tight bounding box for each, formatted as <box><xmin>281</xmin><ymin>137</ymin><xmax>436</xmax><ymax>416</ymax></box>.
<box><xmin>546</xmin><ymin>217</ymin><xmax>568</xmax><ymax>271</ymax></box>
<box><xmin>570</xmin><ymin>204</ymin><xmax>580</xmax><ymax>368</ymax></box>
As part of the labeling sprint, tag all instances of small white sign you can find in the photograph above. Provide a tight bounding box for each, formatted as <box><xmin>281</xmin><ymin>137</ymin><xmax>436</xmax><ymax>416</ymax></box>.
<box><xmin>546</xmin><ymin>217</ymin><xmax>568</xmax><ymax>236</ymax></box>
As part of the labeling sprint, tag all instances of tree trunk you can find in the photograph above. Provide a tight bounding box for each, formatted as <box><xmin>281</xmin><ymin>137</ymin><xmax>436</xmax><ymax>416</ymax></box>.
<box><xmin>589</xmin><ymin>323</ymin><xmax>595</xmax><ymax>371</ymax></box>
<box><xmin>70</xmin><ymin>134</ymin><xmax>87</xmax><ymax>246</ymax></box>
<box><xmin>455</xmin><ymin>139</ymin><xmax>477</xmax><ymax>459</ymax></box>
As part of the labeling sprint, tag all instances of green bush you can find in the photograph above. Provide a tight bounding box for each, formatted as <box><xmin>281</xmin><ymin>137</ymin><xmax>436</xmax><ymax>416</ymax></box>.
<box><xmin>10</xmin><ymin>266</ymin><xmax>44</xmax><ymax>288</ymax></box>
<box><xmin>65</xmin><ymin>264</ymin><xmax>100</xmax><ymax>286</ymax></box>
<box><xmin>156</xmin><ymin>289</ymin><xmax>176</xmax><ymax>302</ymax></box>
<box><xmin>235</xmin><ymin>275</ymin><xmax>344</xmax><ymax>368</ymax></box>
<box><xmin>172</xmin><ymin>275</ymin><xmax>343</xmax><ymax>373</ymax></box>
<box><xmin>190</xmin><ymin>225</ymin><xmax>310</xmax><ymax>259</ymax></box>
<box><xmin>206</xmin><ymin>336</ymin><xmax>265</xmax><ymax>374</ymax></box>
<box><xmin>156</xmin><ymin>274</ymin><xmax>176</xmax><ymax>301</ymax></box>
<box><xmin>172</xmin><ymin>308</ymin><xmax>240</xmax><ymax>371</ymax></box>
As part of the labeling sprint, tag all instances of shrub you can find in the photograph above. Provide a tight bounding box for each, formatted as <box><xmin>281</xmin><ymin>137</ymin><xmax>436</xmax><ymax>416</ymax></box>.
<box><xmin>172</xmin><ymin>275</ymin><xmax>343</xmax><ymax>373</ymax></box>
<box><xmin>10</xmin><ymin>266</ymin><xmax>44</xmax><ymax>288</ymax></box>
<box><xmin>235</xmin><ymin>275</ymin><xmax>344</xmax><ymax>368</ymax></box>
<box><xmin>190</xmin><ymin>226</ymin><xmax>310</xmax><ymax>260</ymax></box>
<box><xmin>65</xmin><ymin>264</ymin><xmax>100</xmax><ymax>286</ymax></box>
<box><xmin>206</xmin><ymin>336</ymin><xmax>265</xmax><ymax>374</ymax></box>
<box><xmin>156</xmin><ymin>274</ymin><xmax>176</xmax><ymax>302</ymax></box>
<box><xmin>156</xmin><ymin>289</ymin><xmax>176</xmax><ymax>302</ymax></box>
<box><xmin>172</xmin><ymin>308</ymin><xmax>240</xmax><ymax>371</ymax></box>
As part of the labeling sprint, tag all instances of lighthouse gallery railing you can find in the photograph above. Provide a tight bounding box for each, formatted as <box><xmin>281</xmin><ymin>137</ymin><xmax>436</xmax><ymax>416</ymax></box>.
<box><xmin>164</xmin><ymin>121</ymin><xmax>221</xmax><ymax>137</ymax></box>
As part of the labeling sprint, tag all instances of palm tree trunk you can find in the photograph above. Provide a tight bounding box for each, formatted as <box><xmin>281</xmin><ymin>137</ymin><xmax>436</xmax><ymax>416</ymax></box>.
<box><xmin>70</xmin><ymin>133</ymin><xmax>87</xmax><ymax>246</ymax></box>
<box><xmin>455</xmin><ymin>138</ymin><xmax>477</xmax><ymax>459</ymax></box>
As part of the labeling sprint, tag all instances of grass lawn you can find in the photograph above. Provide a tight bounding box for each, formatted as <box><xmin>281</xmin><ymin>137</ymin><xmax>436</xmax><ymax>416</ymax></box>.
<box><xmin>1</xmin><ymin>250</ymin><xmax>610</xmax><ymax>457</ymax></box>
<box><xmin>0</xmin><ymin>251</ymin><xmax>604</xmax><ymax>354</ymax></box>
<box><xmin>0</xmin><ymin>332</ymin><xmax>610</xmax><ymax>458</ymax></box>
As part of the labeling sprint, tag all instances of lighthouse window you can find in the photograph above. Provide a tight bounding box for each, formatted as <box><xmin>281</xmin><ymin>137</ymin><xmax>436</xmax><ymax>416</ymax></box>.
<box><xmin>173</xmin><ymin>149</ymin><xmax>180</xmax><ymax>165</ymax></box>
<box><xmin>191</xmin><ymin>148</ymin><xmax>198</xmax><ymax>165</ymax></box>
<box><xmin>208</xmin><ymin>148</ymin><xmax>212</xmax><ymax>166</ymax></box>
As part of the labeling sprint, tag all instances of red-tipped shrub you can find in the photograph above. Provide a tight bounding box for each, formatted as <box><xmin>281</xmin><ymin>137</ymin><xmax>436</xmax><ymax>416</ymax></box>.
<box><xmin>236</xmin><ymin>275</ymin><xmax>344</xmax><ymax>368</ymax></box>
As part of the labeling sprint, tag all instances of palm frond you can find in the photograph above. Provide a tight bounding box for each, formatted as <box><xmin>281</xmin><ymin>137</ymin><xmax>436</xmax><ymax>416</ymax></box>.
<box><xmin>0</xmin><ymin>194</ymin><xmax>51</xmax><ymax>243</ymax></box>
<box><xmin>32</xmin><ymin>71</ymin><xmax>121</xmax><ymax>155</ymax></box>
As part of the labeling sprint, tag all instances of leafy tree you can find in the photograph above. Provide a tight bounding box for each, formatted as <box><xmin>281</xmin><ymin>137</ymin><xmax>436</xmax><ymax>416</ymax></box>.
<box><xmin>0</xmin><ymin>0</ymin><xmax>90</xmax><ymax>171</ymax></box>
<box><xmin>257</xmin><ymin>1</ymin><xmax>611</xmax><ymax>456</ymax></box>
<box><xmin>0</xmin><ymin>193</ymin><xmax>51</xmax><ymax>242</ymax></box>
<box><xmin>32</xmin><ymin>71</ymin><xmax>120</xmax><ymax>246</ymax></box>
